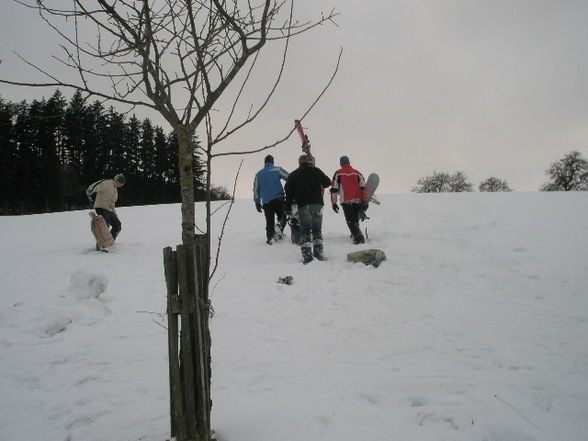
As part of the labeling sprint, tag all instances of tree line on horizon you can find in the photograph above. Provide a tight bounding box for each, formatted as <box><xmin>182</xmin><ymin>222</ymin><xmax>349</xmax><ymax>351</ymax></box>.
<box><xmin>412</xmin><ymin>150</ymin><xmax>588</xmax><ymax>193</ymax></box>
<box><xmin>0</xmin><ymin>90</ymin><xmax>231</xmax><ymax>215</ymax></box>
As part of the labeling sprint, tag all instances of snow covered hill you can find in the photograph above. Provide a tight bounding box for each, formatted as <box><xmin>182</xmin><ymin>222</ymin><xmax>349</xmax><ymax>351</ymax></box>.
<box><xmin>1</xmin><ymin>192</ymin><xmax>587</xmax><ymax>441</ymax></box>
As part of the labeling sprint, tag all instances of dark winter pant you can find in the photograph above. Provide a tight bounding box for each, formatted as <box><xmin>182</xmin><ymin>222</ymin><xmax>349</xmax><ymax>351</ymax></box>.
<box><xmin>342</xmin><ymin>203</ymin><xmax>364</xmax><ymax>243</ymax></box>
<box><xmin>298</xmin><ymin>204</ymin><xmax>324</xmax><ymax>247</ymax></box>
<box><xmin>263</xmin><ymin>198</ymin><xmax>287</xmax><ymax>241</ymax></box>
<box><xmin>96</xmin><ymin>208</ymin><xmax>122</xmax><ymax>239</ymax></box>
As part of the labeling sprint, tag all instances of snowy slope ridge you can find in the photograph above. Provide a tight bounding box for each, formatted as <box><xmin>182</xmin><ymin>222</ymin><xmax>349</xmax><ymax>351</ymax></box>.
<box><xmin>1</xmin><ymin>192</ymin><xmax>587</xmax><ymax>441</ymax></box>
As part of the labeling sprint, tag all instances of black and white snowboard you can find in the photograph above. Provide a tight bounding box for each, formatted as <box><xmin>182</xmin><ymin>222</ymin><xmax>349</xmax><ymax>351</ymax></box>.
<box><xmin>366</xmin><ymin>173</ymin><xmax>380</xmax><ymax>205</ymax></box>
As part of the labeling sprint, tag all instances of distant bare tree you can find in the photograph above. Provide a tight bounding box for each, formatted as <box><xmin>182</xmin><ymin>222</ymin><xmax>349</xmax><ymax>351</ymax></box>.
<box><xmin>412</xmin><ymin>171</ymin><xmax>473</xmax><ymax>193</ymax></box>
<box><xmin>541</xmin><ymin>150</ymin><xmax>588</xmax><ymax>191</ymax></box>
<box><xmin>447</xmin><ymin>171</ymin><xmax>473</xmax><ymax>192</ymax></box>
<box><xmin>479</xmin><ymin>177</ymin><xmax>512</xmax><ymax>192</ymax></box>
<box><xmin>412</xmin><ymin>171</ymin><xmax>450</xmax><ymax>193</ymax></box>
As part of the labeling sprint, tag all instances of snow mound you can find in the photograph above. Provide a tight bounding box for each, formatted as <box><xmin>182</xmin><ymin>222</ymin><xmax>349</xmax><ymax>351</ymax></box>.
<box><xmin>68</xmin><ymin>270</ymin><xmax>109</xmax><ymax>300</ymax></box>
<box><xmin>41</xmin><ymin>315</ymin><xmax>73</xmax><ymax>337</ymax></box>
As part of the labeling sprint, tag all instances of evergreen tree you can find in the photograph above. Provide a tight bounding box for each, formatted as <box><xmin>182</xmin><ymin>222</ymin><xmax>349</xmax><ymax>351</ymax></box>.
<box><xmin>102</xmin><ymin>107</ymin><xmax>126</xmax><ymax>177</ymax></box>
<box><xmin>40</xmin><ymin>90</ymin><xmax>67</xmax><ymax>211</ymax></box>
<box><xmin>82</xmin><ymin>101</ymin><xmax>105</xmax><ymax>181</ymax></box>
<box><xmin>0</xmin><ymin>98</ymin><xmax>18</xmax><ymax>213</ymax></box>
<box><xmin>62</xmin><ymin>91</ymin><xmax>88</xmax><ymax>209</ymax></box>
<box><xmin>14</xmin><ymin>99</ymin><xmax>46</xmax><ymax>212</ymax></box>
<box><xmin>140</xmin><ymin>118</ymin><xmax>156</xmax><ymax>180</ymax></box>
<box><xmin>151</xmin><ymin>126</ymin><xmax>173</xmax><ymax>203</ymax></box>
<box><xmin>2</xmin><ymin>89</ymin><xmax>215</xmax><ymax>212</ymax></box>
<box><xmin>63</xmin><ymin>90</ymin><xmax>86</xmax><ymax>169</ymax></box>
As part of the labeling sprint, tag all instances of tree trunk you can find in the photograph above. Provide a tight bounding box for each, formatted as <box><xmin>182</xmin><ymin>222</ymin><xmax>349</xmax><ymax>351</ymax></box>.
<box><xmin>175</xmin><ymin>124</ymin><xmax>196</xmax><ymax>246</ymax></box>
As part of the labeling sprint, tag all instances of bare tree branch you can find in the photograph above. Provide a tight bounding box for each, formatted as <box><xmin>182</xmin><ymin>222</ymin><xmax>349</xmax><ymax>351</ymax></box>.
<box><xmin>211</xmin><ymin>46</ymin><xmax>343</xmax><ymax>158</ymax></box>
<box><xmin>209</xmin><ymin>159</ymin><xmax>242</xmax><ymax>280</ymax></box>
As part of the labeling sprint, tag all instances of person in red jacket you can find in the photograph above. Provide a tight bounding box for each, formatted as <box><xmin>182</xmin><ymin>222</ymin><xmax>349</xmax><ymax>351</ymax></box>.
<box><xmin>330</xmin><ymin>156</ymin><xmax>369</xmax><ymax>244</ymax></box>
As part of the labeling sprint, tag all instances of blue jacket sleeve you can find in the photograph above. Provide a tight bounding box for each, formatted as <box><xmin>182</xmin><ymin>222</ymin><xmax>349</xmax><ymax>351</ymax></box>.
<box><xmin>253</xmin><ymin>173</ymin><xmax>261</xmax><ymax>204</ymax></box>
<box><xmin>279</xmin><ymin>167</ymin><xmax>290</xmax><ymax>181</ymax></box>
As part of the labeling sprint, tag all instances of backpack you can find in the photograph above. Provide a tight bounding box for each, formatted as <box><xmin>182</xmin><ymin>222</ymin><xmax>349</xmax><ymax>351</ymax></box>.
<box><xmin>86</xmin><ymin>179</ymin><xmax>107</xmax><ymax>207</ymax></box>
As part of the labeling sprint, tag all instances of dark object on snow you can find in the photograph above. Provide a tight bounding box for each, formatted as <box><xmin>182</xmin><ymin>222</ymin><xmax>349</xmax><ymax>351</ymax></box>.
<box><xmin>277</xmin><ymin>276</ymin><xmax>294</xmax><ymax>285</ymax></box>
<box><xmin>347</xmin><ymin>249</ymin><xmax>387</xmax><ymax>267</ymax></box>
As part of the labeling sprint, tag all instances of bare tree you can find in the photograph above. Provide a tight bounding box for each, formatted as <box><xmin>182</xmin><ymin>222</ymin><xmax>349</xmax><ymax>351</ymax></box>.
<box><xmin>412</xmin><ymin>170</ymin><xmax>473</xmax><ymax>193</ymax></box>
<box><xmin>412</xmin><ymin>171</ymin><xmax>450</xmax><ymax>193</ymax></box>
<box><xmin>541</xmin><ymin>150</ymin><xmax>588</xmax><ymax>191</ymax></box>
<box><xmin>479</xmin><ymin>177</ymin><xmax>512</xmax><ymax>192</ymax></box>
<box><xmin>447</xmin><ymin>171</ymin><xmax>473</xmax><ymax>192</ymax></box>
<box><xmin>3</xmin><ymin>0</ymin><xmax>339</xmax><ymax>245</ymax></box>
<box><xmin>2</xmin><ymin>2</ymin><xmax>339</xmax><ymax>440</ymax></box>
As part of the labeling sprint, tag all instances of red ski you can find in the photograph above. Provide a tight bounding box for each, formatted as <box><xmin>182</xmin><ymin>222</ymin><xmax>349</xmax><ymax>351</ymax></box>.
<box><xmin>294</xmin><ymin>119</ymin><xmax>314</xmax><ymax>164</ymax></box>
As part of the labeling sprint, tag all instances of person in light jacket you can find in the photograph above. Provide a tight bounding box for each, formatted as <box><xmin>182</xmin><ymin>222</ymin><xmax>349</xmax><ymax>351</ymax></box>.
<box><xmin>87</xmin><ymin>173</ymin><xmax>126</xmax><ymax>243</ymax></box>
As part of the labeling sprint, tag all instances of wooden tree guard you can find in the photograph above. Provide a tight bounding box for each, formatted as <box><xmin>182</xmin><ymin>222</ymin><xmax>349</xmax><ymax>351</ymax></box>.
<box><xmin>163</xmin><ymin>235</ymin><xmax>212</xmax><ymax>441</ymax></box>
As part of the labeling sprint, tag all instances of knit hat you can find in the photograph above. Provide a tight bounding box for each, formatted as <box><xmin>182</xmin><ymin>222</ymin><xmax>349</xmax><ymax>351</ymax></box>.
<box><xmin>114</xmin><ymin>173</ymin><xmax>126</xmax><ymax>184</ymax></box>
<box><xmin>340</xmin><ymin>155</ymin><xmax>350</xmax><ymax>166</ymax></box>
<box><xmin>298</xmin><ymin>154</ymin><xmax>313</xmax><ymax>165</ymax></box>
<box><xmin>264</xmin><ymin>154</ymin><xmax>274</xmax><ymax>164</ymax></box>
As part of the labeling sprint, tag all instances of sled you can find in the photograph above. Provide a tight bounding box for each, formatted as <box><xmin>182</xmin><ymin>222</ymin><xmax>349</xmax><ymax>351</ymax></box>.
<box><xmin>89</xmin><ymin>212</ymin><xmax>115</xmax><ymax>249</ymax></box>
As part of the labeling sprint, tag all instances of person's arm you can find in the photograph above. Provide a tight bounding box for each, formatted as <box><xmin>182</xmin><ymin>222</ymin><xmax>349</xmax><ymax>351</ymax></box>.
<box><xmin>330</xmin><ymin>171</ymin><xmax>340</xmax><ymax>204</ymax></box>
<box><xmin>252</xmin><ymin>174</ymin><xmax>261</xmax><ymax>204</ymax></box>
<box><xmin>320</xmin><ymin>169</ymin><xmax>332</xmax><ymax>189</ymax></box>
<box><xmin>358</xmin><ymin>172</ymin><xmax>369</xmax><ymax>205</ymax></box>
<box><xmin>284</xmin><ymin>176</ymin><xmax>294</xmax><ymax>211</ymax></box>
<box><xmin>279</xmin><ymin>167</ymin><xmax>289</xmax><ymax>181</ymax></box>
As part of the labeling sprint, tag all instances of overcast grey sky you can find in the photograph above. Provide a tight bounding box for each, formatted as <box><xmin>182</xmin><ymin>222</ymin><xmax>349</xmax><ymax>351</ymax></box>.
<box><xmin>1</xmin><ymin>1</ymin><xmax>587</xmax><ymax>198</ymax></box>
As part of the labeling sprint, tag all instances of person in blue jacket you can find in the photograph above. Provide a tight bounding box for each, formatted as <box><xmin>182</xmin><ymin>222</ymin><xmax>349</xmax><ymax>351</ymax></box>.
<box><xmin>253</xmin><ymin>155</ymin><xmax>290</xmax><ymax>244</ymax></box>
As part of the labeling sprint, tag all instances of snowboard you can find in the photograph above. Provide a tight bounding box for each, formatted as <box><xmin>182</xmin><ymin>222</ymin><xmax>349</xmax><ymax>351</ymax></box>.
<box><xmin>366</xmin><ymin>173</ymin><xmax>380</xmax><ymax>205</ymax></box>
<box><xmin>288</xmin><ymin>205</ymin><xmax>300</xmax><ymax>245</ymax></box>
<box><xmin>89</xmin><ymin>212</ymin><xmax>115</xmax><ymax>250</ymax></box>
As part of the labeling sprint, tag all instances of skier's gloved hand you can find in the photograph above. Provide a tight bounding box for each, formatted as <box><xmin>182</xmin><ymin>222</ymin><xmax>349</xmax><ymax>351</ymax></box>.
<box><xmin>255</xmin><ymin>202</ymin><xmax>262</xmax><ymax>213</ymax></box>
<box><xmin>361</xmin><ymin>203</ymin><xmax>369</xmax><ymax>212</ymax></box>
<box><xmin>332</xmin><ymin>203</ymin><xmax>339</xmax><ymax>213</ymax></box>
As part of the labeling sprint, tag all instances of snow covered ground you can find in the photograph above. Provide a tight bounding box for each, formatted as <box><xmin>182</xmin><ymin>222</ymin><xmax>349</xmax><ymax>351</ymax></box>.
<box><xmin>1</xmin><ymin>192</ymin><xmax>587</xmax><ymax>441</ymax></box>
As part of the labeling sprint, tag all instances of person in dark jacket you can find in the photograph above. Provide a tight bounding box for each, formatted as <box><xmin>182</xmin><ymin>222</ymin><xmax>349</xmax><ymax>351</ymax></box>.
<box><xmin>285</xmin><ymin>154</ymin><xmax>332</xmax><ymax>264</ymax></box>
<box><xmin>253</xmin><ymin>155</ymin><xmax>290</xmax><ymax>244</ymax></box>
<box><xmin>330</xmin><ymin>155</ymin><xmax>369</xmax><ymax>244</ymax></box>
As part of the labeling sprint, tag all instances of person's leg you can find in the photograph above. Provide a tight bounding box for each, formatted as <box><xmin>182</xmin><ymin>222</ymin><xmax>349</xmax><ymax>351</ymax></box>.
<box><xmin>342</xmin><ymin>203</ymin><xmax>364</xmax><ymax>244</ymax></box>
<box><xmin>309</xmin><ymin>204</ymin><xmax>325</xmax><ymax>260</ymax></box>
<box><xmin>262</xmin><ymin>202</ymin><xmax>276</xmax><ymax>243</ymax></box>
<box><xmin>96</xmin><ymin>208</ymin><xmax>121</xmax><ymax>240</ymax></box>
<box><xmin>109</xmin><ymin>213</ymin><xmax>122</xmax><ymax>239</ymax></box>
<box><xmin>267</xmin><ymin>198</ymin><xmax>285</xmax><ymax>240</ymax></box>
<box><xmin>274</xmin><ymin>198</ymin><xmax>287</xmax><ymax>233</ymax></box>
<box><xmin>297</xmin><ymin>204</ymin><xmax>313</xmax><ymax>264</ymax></box>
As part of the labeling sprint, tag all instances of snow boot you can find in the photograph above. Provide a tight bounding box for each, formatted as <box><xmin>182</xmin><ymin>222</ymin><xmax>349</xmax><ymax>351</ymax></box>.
<box><xmin>301</xmin><ymin>246</ymin><xmax>313</xmax><ymax>264</ymax></box>
<box><xmin>313</xmin><ymin>243</ymin><xmax>325</xmax><ymax>261</ymax></box>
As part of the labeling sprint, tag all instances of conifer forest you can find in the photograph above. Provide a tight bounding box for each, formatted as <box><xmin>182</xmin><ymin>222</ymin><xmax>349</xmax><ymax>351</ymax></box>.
<box><xmin>0</xmin><ymin>90</ymin><xmax>230</xmax><ymax>215</ymax></box>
